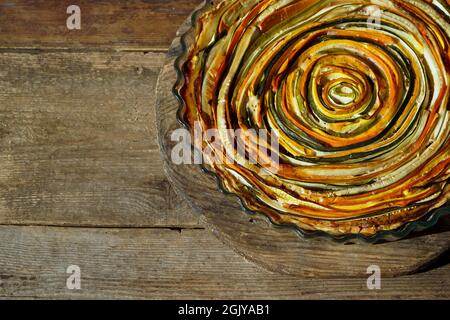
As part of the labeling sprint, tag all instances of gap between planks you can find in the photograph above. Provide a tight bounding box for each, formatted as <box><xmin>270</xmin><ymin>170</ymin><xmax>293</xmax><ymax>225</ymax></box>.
<box><xmin>0</xmin><ymin>47</ymin><xmax>170</xmax><ymax>54</ymax></box>
<box><xmin>0</xmin><ymin>222</ymin><xmax>204</xmax><ymax>231</ymax></box>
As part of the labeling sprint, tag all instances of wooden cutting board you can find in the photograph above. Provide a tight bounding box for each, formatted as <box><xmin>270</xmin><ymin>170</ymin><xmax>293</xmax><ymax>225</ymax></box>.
<box><xmin>155</xmin><ymin>3</ymin><xmax>450</xmax><ymax>278</ymax></box>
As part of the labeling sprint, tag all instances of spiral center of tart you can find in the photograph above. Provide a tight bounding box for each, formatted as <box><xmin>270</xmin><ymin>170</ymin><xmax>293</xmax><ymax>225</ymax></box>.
<box><xmin>328</xmin><ymin>83</ymin><xmax>358</xmax><ymax>107</ymax></box>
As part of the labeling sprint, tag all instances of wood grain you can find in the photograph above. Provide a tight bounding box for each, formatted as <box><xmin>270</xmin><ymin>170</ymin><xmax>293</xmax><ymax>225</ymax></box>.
<box><xmin>156</xmin><ymin>8</ymin><xmax>450</xmax><ymax>278</ymax></box>
<box><xmin>0</xmin><ymin>0</ymin><xmax>202</xmax><ymax>51</ymax></box>
<box><xmin>0</xmin><ymin>225</ymin><xmax>448</xmax><ymax>299</ymax></box>
<box><xmin>0</xmin><ymin>51</ymin><xmax>200</xmax><ymax>228</ymax></box>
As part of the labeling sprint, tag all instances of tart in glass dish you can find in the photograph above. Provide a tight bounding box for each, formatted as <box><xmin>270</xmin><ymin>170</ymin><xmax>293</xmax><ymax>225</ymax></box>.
<box><xmin>174</xmin><ymin>0</ymin><xmax>450</xmax><ymax>241</ymax></box>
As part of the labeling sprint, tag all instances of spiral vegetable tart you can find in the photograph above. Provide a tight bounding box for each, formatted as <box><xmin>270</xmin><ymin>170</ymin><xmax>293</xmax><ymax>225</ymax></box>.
<box><xmin>177</xmin><ymin>0</ymin><xmax>450</xmax><ymax>236</ymax></box>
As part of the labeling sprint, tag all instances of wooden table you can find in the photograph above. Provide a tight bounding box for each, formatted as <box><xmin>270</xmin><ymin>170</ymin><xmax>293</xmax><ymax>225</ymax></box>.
<box><xmin>0</xmin><ymin>0</ymin><xmax>448</xmax><ymax>299</ymax></box>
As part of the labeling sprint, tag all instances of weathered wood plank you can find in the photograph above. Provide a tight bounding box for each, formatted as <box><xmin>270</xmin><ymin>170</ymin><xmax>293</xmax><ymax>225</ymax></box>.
<box><xmin>0</xmin><ymin>0</ymin><xmax>203</xmax><ymax>51</ymax></box>
<box><xmin>0</xmin><ymin>225</ymin><xmax>448</xmax><ymax>299</ymax></box>
<box><xmin>0</xmin><ymin>51</ymin><xmax>199</xmax><ymax>227</ymax></box>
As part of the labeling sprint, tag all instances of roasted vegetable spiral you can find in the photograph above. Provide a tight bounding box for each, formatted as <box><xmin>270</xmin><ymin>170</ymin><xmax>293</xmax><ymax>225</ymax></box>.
<box><xmin>178</xmin><ymin>0</ymin><xmax>450</xmax><ymax>236</ymax></box>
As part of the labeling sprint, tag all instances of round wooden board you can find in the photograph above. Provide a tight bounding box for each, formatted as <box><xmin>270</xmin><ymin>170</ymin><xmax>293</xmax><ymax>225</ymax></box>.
<box><xmin>155</xmin><ymin>7</ymin><xmax>450</xmax><ymax>278</ymax></box>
